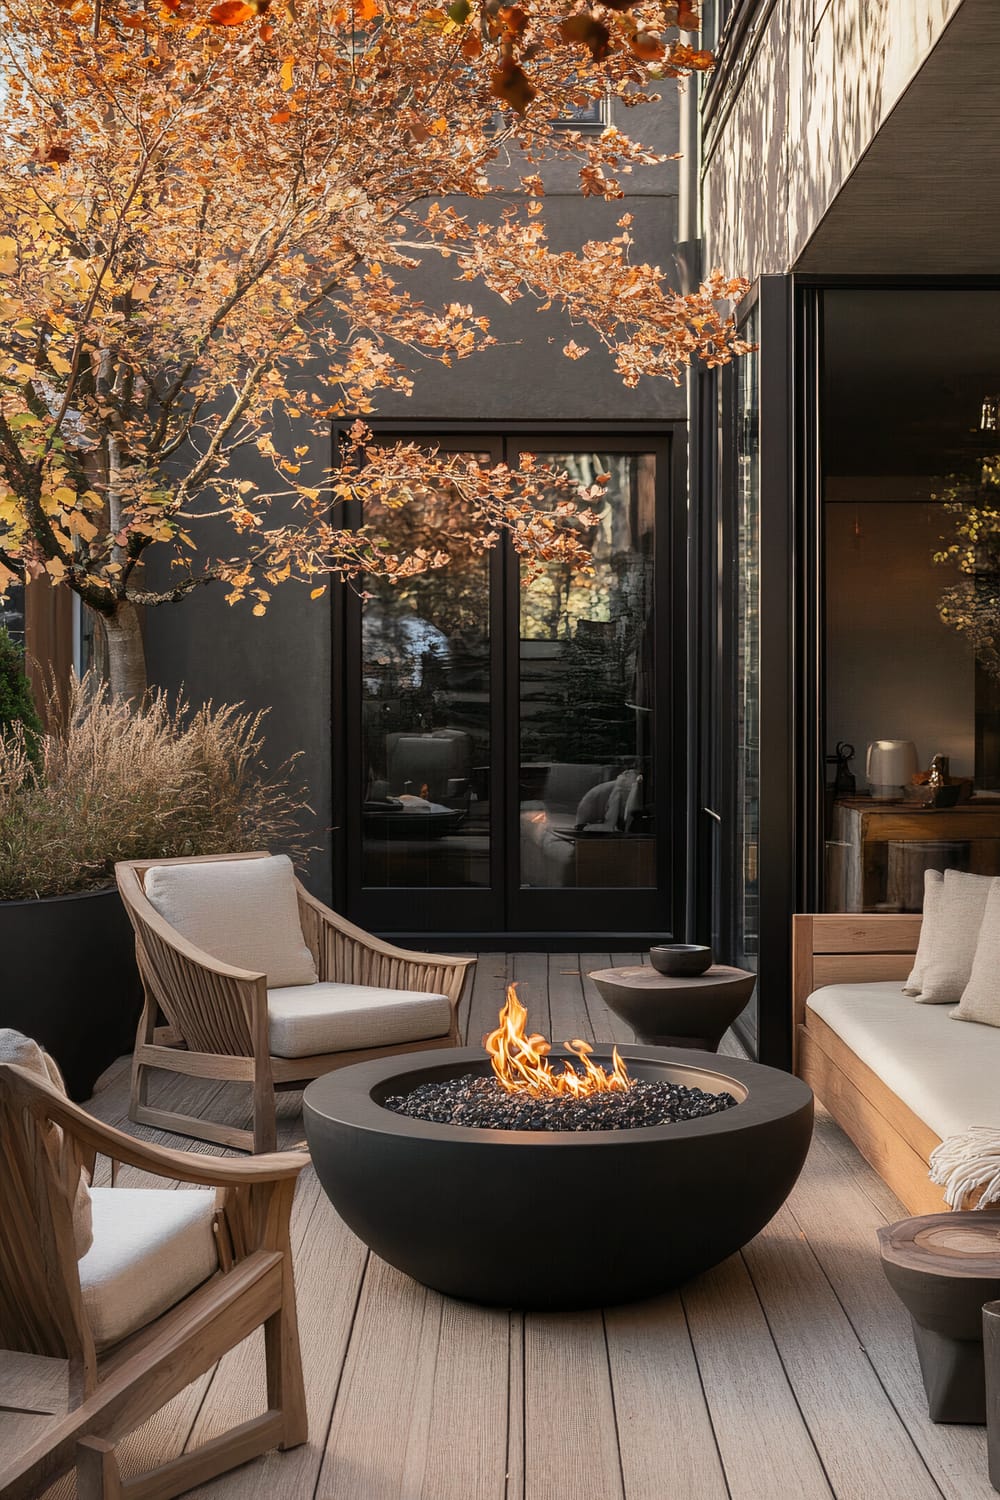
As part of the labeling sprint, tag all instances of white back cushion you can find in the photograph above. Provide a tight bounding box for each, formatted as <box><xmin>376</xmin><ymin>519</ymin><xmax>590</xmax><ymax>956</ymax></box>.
<box><xmin>903</xmin><ymin>867</ymin><xmax>995</xmax><ymax>1005</ymax></box>
<box><xmin>953</xmin><ymin>879</ymin><xmax>1000</xmax><ymax>1028</ymax></box>
<box><xmin>144</xmin><ymin>855</ymin><xmax>317</xmax><ymax>988</ymax></box>
<box><xmin>0</xmin><ymin>1029</ymin><xmax>92</xmax><ymax>1258</ymax></box>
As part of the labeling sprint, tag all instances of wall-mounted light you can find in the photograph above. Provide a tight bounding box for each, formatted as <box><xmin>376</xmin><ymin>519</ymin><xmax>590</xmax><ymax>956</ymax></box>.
<box><xmin>980</xmin><ymin>395</ymin><xmax>1000</xmax><ymax>432</ymax></box>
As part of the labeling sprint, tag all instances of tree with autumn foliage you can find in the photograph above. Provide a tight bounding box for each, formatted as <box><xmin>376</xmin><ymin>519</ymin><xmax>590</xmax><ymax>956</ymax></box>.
<box><xmin>0</xmin><ymin>0</ymin><xmax>747</xmax><ymax>698</ymax></box>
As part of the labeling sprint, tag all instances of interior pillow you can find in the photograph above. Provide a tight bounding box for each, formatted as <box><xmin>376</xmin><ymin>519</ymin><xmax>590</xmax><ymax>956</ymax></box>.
<box><xmin>902</xmin><ymin>870</ymin><xmax>944</xmax><ymax>997</ymax></box>
<box><xmin>0</xmin><ymin>1029</ymin><xmax>93</xmax><ymax>1258</ymax></box>
<box><xmin>144</xmin><ymin>855</ymin><xmax>317</xmax><ymax>989</ymax></box>
<box><xmin>905</xmin><ymin>868</ymin><xmax>995</xmax><ymax>1005</ymax></box>
<box><xmin>952</xmin><ymin>879</ymin><xmax>1000</xmax><ymax>1028</ymax></box>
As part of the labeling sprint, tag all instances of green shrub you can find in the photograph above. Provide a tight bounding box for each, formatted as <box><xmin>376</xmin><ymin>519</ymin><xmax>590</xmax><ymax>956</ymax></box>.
<box><xmin>0</xmin><ymin>627</ymin><xmax>42</xmax><ymax>771</ymax></box>
<box><xmin>0</xmin><ymin>673</ymin><xmax>315</xmax><ymax>901</ymax></box>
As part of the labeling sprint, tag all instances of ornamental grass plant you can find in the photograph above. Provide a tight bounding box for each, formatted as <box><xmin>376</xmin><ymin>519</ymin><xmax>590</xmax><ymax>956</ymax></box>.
<box><xmin>0</xmin><ymin>674</ymin><xmax>313</xmax><ymax>901</ymax></box>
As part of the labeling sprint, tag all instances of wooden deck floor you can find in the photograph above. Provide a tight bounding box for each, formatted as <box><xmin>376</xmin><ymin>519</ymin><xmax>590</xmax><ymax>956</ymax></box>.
<box><xmin>3</xmin><ymin>953</ymin><xmax>994</xmax><ymax>1500</ymax></box>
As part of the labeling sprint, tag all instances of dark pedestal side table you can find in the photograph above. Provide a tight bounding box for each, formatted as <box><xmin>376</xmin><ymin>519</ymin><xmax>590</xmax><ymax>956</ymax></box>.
<box><xmin>878</xmin><ymin>1213</ymin><xmax>1000</xmax><ymax>1424</ymax></box>
<box><xmin>588</xmin><ymin>965</ymin><xmax>755</xmax><ymax>1052</ymax></box>
<box><xmin>985</xmin><ymin>1300</ymin><xmax>1000</xmax><ymax>1491</ymax></box>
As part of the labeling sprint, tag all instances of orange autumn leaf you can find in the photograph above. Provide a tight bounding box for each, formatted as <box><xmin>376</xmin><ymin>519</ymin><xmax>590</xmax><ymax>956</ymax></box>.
<box><xmin>461</xmin><ymin>29</ymin><xmax>482</xmax><ymax>57</ymax></box>
<box><xmin>208</xmin><ymin>0</ymin><xmax>256</xmax><ymax>23</ymax></box>
<box><xmin>279</xmin><ymin>55</ymin><xmax>295</xmax><ymax>88</ymax></box>
<box><xmin>497</xmin><ymin>5</ymin><xmax>527</xmax><ymax>36</ymax></box>
<box><xmin>677</xmin><ymin>2</ymin><xmax>701</xmax><ymax>29</ymax></box>
<box><xmin>627</xmin><ymin>30</ymin><xmax>664</xmax><ymax>60</ymax></box>
<box><xmin>357</xmin><ymin>0</ymin><xmax>380</xmax><ymax>19</ymax></box>
<box><xmin>558</xmin><ymin>14</ymin><xmax>612</xmax><ymax>60</ymax></box>
<box><xmin>490</xmin><ymin>58</ymin><xmax>535</xmax><ymax>113</ymax></box>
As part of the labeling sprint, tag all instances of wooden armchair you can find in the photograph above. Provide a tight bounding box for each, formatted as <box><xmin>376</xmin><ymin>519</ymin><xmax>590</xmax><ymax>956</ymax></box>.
<box><xmin>116</xmin><ymin>852</ymin><xmax>476</xmax><ymax>1153</ymax></box>
<box><xmin>0</xmin><ymin>1060</ymin><xmax>308</xmax><ymax>1500</ymax></box>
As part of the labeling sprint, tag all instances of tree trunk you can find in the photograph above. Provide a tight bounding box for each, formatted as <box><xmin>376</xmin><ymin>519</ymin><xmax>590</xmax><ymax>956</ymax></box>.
<box><xmin>101</xmin><ymin>600</ymin><xmax>147</xmax><ymax>701</ymax></box>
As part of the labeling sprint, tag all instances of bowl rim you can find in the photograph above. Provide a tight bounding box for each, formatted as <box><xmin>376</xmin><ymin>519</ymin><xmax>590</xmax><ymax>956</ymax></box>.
<box><xmin>303</xmin><ymin>1045</ymin><xmax>813</xmax><ymax>1149</ymax></box>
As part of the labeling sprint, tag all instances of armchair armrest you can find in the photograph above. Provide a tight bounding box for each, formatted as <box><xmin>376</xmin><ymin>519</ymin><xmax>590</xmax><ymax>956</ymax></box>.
<box><xmin>8</xmin><ymin>1070</ymin><xmax>308</xmax><ymax>1187</ymax></box>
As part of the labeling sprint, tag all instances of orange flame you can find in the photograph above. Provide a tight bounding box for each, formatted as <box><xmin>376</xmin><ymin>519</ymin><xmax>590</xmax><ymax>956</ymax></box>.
<box><xmin>484</xmin><ymin>984</ymin><xmax>633</xmax><ymax>1098</ymax></box>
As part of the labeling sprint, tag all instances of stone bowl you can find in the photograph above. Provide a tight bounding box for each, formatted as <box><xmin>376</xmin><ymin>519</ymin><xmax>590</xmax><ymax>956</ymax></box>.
<box><xmin>650</xmin><ymin>943</ymin><xmax>714</xmax><ymax>976</ymax></box>
<box><xmin>304</xmin><ymin>1046</ymin><xmax>814</xmax><ymax>1310</ymax></box>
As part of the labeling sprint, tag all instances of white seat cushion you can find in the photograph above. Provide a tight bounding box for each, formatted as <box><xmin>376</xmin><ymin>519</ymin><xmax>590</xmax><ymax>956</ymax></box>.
<box><xmin>267</xmin><ymin>981</ymin><xmax>452</xmax><ymax>1059</ymax></box>
<box><xmin>144</xmin><ymin>855</ymin><xmax>317</xmax><ymax>988</ymax></box>
<box><xmin>806</xmin><ymin>981</ymin><xmax>1000</xmax><ymax>1141</ymax></box>
<box><xmin>80</xmin><ymin>1188</ymin><xmax>218</xmax><ymax>1350</ymax></box>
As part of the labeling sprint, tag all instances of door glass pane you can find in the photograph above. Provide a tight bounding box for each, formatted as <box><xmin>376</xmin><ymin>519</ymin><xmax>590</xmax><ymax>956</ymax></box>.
<box><xmin>734</xmin><ymin>310</ymin><xmax>760</xmax><ymax>1021</ymax></box>
<box><xmin>518</xmin><ymin>452</ymin><xmax>656</xmax><ymax>889</ymax></box>
<box><xmin>361</xmin><ymin>461</ymin><xmax>490</xmax><ymax>888</ymax></box>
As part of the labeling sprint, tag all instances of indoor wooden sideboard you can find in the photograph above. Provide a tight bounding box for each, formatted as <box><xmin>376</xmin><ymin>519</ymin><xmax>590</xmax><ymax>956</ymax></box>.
<box><xmin>827</xmin><ymin>798</ymin><xmax>1000</xmax><ymax>912</ymax></box>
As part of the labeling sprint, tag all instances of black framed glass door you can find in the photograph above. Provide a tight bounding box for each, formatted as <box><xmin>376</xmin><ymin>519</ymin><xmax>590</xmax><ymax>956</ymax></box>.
<box><xmin>339</xmin><ymin>430</ymin><xmax>678</xmax><ymax>937</ymax></box>
<box><xmin>691</xmin><ymin>277</ymin><xmax>801</xmax><ymax>1066</ymax></box>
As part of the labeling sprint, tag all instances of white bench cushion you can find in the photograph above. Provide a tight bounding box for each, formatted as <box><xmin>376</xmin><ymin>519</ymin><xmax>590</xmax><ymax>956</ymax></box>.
<box><xmin>806</xmin><ymin>981</ymin><xmax>1000</xmax><ymax>1141</ymax></box>
<box><xmin>144</xmin><ymin>855</ymin><xmax>317</xmax><ymax>988</ymax></box>
<box><xmin>80</xmin><ymin>1188</ymin><xmax>218</xmax><ymax>1350</ymax></box>
<box><xmin>267</xmin><ymin>981</ymin><xmax>452</xmax><ymax>1059</ymax></box>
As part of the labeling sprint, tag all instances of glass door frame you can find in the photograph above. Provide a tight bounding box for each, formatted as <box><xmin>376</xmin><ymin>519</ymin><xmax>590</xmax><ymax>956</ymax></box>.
<box><xmin>691</xmin><ymin>276</ymin><xmax>805</xmax><ymax>1067</ymax></box>
<box><xmin>331</xmin><ymin>421</ymin><xmax>687</xmax><ymax>943</ymax></box>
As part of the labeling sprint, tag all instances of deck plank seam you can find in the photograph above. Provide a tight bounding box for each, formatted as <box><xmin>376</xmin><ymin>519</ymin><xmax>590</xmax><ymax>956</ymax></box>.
<box><xmin>734</xmin><ymin>1245</ymin><xmax>837</xmax><ymax>1499</ymax></box>
<box><xmin>678</xmin><ymin>1290</ymin><xmax>733</xmax><ymax>1500</ymax></box>
<box><xmin>774</xmin><ymin>1180</ymin><xmax>951</xmax><ymax>1500</ymax></box>
<box><xmin>599</xmin><ymin>1310</ymin><xmax>629</xmax><ymax>1500</ymax></box>
<box><xmin>311</xmin><ymin>1245</ymin><xmax>372</xmax><ymax>1498</ymax></box>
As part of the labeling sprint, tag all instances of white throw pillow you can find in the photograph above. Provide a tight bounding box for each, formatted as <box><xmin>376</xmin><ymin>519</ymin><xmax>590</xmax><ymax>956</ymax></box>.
<box><xmin>903</xmin><ymin>868</ymin><xmax>996</xmax><ymax>1005</ymax></box>
<box><xmin>953</xmin><ymin>879</ymin><xmax>1000</xmax><ymax>1028</ymax></box>
<box><xmin>144</xmin><ymin>855</ymin><xmax>317</xmax><ymax>988</ymax></box>
<box><xmin>902</xmin><ymin>869</ymin><xmax>944</xmax><ymax>997</ymax></box>
<box><xmin>0</xmin><ymin>1029</ymin><xmax>93</xmax><ymax>1258</ymax></box>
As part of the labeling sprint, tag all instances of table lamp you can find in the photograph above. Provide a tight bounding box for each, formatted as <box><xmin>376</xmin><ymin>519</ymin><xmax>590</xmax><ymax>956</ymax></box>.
<box><xmin>866</xmin><ymin>740</ymin><xmax>918</xmax><ymax>801</ymax></box>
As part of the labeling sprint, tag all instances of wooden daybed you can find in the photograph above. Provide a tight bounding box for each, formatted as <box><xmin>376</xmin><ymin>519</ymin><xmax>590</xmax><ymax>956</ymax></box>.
<box><xmin>792</xmin><ymin>912</ymin><xmax>996</xmax><ymax>1216</ymax></box>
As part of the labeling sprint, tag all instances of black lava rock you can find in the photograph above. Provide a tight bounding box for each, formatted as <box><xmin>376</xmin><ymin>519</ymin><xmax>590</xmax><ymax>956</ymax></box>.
<box><xmin>384</xmin><ymin>1074</ymin><xmax>738</xmax><ymax>1132</ymax></box>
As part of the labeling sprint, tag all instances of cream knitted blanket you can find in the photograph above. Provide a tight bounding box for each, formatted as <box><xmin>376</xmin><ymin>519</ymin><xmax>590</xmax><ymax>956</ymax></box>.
<box><xmin>929</xmin><ymin>1128</ymin><xmax>1000</xmax><ymax>1210</ymax></box>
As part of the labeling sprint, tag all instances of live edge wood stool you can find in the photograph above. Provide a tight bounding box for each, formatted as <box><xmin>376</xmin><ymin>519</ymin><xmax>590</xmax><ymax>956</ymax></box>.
<box><xmin>878</xmin><ymin>1213</ymin><xmax>1000</xmax><ymax>1423</ymax></box>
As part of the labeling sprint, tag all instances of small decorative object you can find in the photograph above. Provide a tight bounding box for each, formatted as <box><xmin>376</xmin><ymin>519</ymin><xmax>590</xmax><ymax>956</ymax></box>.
<box><xmin>866</xmin><ymin>739</ymin><xmax>918</xmax><ymax>801</ymax></box>
<box><xmin>904</xmin><ymin>752</ymin><xmax>974</xmax><ymax>807</ymax></box>
<box><xmin>649</xmin><ymin>943</ymin><xmax>713</xmax><ymax>977</ymax></box>
<box><xmin>826</xmin><ymin>740</ymin><xmax>856</xmax><ymax>798</ymax></box>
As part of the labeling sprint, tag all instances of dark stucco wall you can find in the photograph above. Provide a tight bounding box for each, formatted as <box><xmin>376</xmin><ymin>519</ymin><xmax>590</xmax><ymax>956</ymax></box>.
<box><xmin>143</xmin><ymin>89</ymin><xmax>685</xmax><ymax>904</ymax></box>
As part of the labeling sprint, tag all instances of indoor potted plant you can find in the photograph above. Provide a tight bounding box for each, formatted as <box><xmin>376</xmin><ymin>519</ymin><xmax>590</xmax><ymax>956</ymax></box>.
<box><xmin>0</xmin><ymin>667</ymin><xmax>312</xmax><ymax>1097</ymax></box>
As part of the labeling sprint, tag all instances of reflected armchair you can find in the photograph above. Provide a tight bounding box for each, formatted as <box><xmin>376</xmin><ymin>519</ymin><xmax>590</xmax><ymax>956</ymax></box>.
<box><xmin>116</xmin><ymin>852</ymin><xmax>475</xmax><ymax>1153</ymax></box>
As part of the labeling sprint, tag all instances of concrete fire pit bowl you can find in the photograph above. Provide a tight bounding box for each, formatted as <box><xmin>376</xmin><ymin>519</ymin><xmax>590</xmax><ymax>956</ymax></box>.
<box><xmin>303</xmin><ymin>1046</ymin><xmax>813</xmax><ymax>1310</ymax></box>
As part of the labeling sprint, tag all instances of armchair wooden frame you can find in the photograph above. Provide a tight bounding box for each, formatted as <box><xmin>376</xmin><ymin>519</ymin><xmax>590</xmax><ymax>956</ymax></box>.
<box><xmin>0</xmin><ymin>1062</ymin><xmax>309</xmax><ymax>1500</ymax></box>
<box><xmin>116</xmin><ymin>852</ymin><xmax>476</xmax><ymax>1154</ymax></box>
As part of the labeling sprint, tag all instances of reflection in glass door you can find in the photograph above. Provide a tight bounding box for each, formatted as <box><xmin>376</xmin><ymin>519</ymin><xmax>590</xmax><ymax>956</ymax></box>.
<box><xmin>344</xmin><ymin>432</ymin><xmax>673</xmax><ymax>935</ymax></box>
<box><xmin>359</xmin><ymin>451</ymin><xmax>495</xmax><ymax>908</ymax></box>
<box><xmin>517</xmin><ymin>452</ymin><xmax>657</xmax><ymax>897</ymax></box>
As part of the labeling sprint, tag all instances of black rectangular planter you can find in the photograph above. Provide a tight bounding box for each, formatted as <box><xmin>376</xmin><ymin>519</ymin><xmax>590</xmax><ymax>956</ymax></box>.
<box><xmin>0</xmin><ymin>886</ymin><xmax>142</xmax><ymax>1100</ymax></box>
